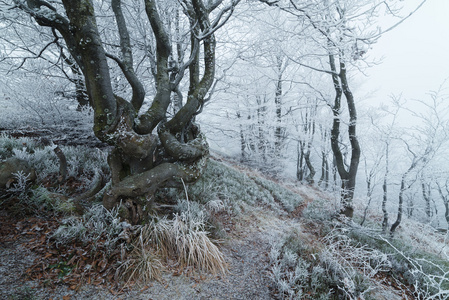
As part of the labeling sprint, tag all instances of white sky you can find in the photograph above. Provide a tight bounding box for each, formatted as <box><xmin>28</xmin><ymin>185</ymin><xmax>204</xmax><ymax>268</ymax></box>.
<box><xmin>361</xmin><ymin>0</ymin><xmax>449</xmax><ymax>103</ymax></box>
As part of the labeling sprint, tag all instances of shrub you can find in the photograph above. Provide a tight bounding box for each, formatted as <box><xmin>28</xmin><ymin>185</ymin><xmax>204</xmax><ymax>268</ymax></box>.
<box><xmin>268</xmin><ymin>226</ymin><xmax>392</xmax><ymax>299</ymax></box>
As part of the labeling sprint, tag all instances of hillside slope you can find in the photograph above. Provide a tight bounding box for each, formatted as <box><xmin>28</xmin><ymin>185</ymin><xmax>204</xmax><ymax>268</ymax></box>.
<box><xmin>1</xmin><ymin>144</ymin><xmax>448</xmax><ymax>299</ymax></box>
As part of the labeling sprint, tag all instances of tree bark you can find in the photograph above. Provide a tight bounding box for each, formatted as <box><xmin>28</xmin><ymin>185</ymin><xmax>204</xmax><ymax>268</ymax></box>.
<box><xmin>15</xmin><ymin>0</ymin><xmax>230</xmax><ymax>223</ymax></box>
<box><xmin>329</xmin><ymin>53</ymin><xmax>360</xmax><ymax>218</ymax></box>
<box><xmin>382</xmin><ymin>143</ymin><xmax>389</xmax><ymax>233</ymax></box>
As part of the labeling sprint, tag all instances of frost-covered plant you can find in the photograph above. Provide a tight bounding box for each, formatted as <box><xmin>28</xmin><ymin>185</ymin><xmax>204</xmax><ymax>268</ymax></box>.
<box><xmin>269</xmin><ymin>245</ymin><xmax>310</xmax><ymax>299</ymax></box>
<box><xmin>250</xmin><ymin>176</ymin><xmax>303</xmax><ymax>213</ymax></box>
<box><xmin>8</xmin><ymin>171</ymin><xmax>30</xmax><ymax>194</ymax></box>
<box><xmin>302</xmin><ymin>196</ymin><xmax>337</xmax><ymax>223</ymax></box>
<box><xmin>268</xmin><ymin>232</ymin><xmax>312</xmax><ymax>299</ymax></box>
<box><xmin>52</xmin><ymin>204</ymin><xmax>131</xmax><ymax>254</ymax></box>
<box><xmin>268</xmin><ymin>226</ymin><xmax>393</xmax><ymax>299</ymax></box>
<box><xmin>175</xmin><ymin>199</ymin><xmax>207</xmax><ymax>222</ymax></box>
<box><xmin>116</xmin><ymin>234</ymin><xmax>163</xmax><ymax>284</ymax></box>
<box><xmin>0</xmin><ymin>73</ymin><xmax>77</xmax><ymax>127</ymax></box>
<box><xmin>0</xmin><ymin>134</ymin><xmax>39</xmax><ymax>159</ymax></box>
<box><xmin>4</xmin><ymin>135</ymin><xmax>109</xmax><ymax>189</ymax></box>
<box><xmin>59</xmin><ymin>145</ymin><xmax>108</xmax><ymax>176</ymax></box>
<box><xmin>205</xmin><ymin>199</ymin><xmax>225</xmax><ymax>213</ymax></box>
<box><xmin>141</xmin><ymin>209</ymin><xmax>227</xmax><ymax>275</ymax></box>
<box><xmin>379</xmin><ymin>236</ymin><xmax>449</xmax><ymax>299</ymax></box>
<box><xmin>189</xmin><ymin>160</ymin><xmax>302</xmax><ymax>216</ymax></box>
<box><xmin>318</xmin><ymin>228</ymin><xmax>391</xmax><ymax>298</ymax></box>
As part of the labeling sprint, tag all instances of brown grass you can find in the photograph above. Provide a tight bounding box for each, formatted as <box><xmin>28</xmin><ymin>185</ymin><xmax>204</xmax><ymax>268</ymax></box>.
<box><xmin>141</xmin><ymin>214</ymin><xmax>228</xmax><ymax>275</ymax></box>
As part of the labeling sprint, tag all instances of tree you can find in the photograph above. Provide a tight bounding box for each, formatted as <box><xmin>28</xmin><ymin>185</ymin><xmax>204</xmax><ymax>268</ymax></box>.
<box><xmin>436</xmin><ymin>179</ymin><xmax>449</xmax><ymax>229</ymax></box>
<box><xmin>12</xmin><ymin>0</ymin><xmax>239</xmax><ymax>223</ymax></box>
<box><xmin>0</xmin><ymin>4</ymin><xmax>90</xmax><ymax>108</ymax></box>
<box><xmin>389</xmin><ymin>90</ymin><xmax>449</xmax><ymax>235</ymax></box>
<box><xmin>257</xmin><ymin>0</ymin><xmax>427</xmax><ymax>218</ymax></box>
<box><xmin>259</xmin><ymin>0</ymin><xmax>365</xmax><ymax>217</ymax></box>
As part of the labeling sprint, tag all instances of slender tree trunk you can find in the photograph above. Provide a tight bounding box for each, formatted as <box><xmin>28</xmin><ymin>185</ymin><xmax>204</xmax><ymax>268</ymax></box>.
<box><xmin>304</xmin><ymin>116</ymin><xmax>316</xmax><ymax>184</ymax></box>
<box><xmin>304</xmin><ymin>147</ymin><xmax>315</xmax><ymax>184</ymax></box>
<box><xmin>360</xmin><ymin>178</ymin><xmax>371</xmax><ymax>226</ymax></box>
<box><xmin>257</xmin><ymin>96</ymin><xmax>267</xmax><ymax>163</ymax></box>
<box><xmin>329</xmin><ymin>53</ymin><xmax>360</xmax><ymax>218</ymax></box>
<box><xmin>324</xmin><ymin>155</ymin><xmax>329</xmax><ymax>189</ymax></box>
<box><xmin>297</xmin><ymin>141</ymin><xmax>305</xmax><ymax>181</ymax></box>
<box><xmin>390</xmin><ymin>162</ymin><xmax>417</xmax><ymax>235</ymax></box>
<box><xmin>421</xmin><ymin>179</ymin><xmax>432</xmax><ymax>221</ymax></box>
<box><xmin>390</xmin><ymin>175</ymin><xmax>406</xmax><ymax>235</ymax></box>
<box><xmin>406</xmin><ymin>195</ymin><xmax>414</xmax><ymax>218</ymax></box>
<box><xmin>318</xmin><ymin>128</ymin><xmax>328</xmax><ymax>188</ymax></box>
<box><xmin>445</xmin><ymin>201</ymin><xmax>449</xmax><ymax>229</ymax></box>
<box><xmin>237</xmin><ymin>112</ymin><xmax>246</xmax><ymax>161</ymax></box>
<box><xmin>382</xmin><ymin>144</ymin><xmax>389</xmax><ymax>233</ymax></box>
<box><xmin>274</xmin><ymin>57</ymin><xmax>284</xmax><ymax>159</ymax></box>
<box><xmin>436</xmin><ymin>183</ymin><xmax>449</xmax><ymax>229</ymax></box>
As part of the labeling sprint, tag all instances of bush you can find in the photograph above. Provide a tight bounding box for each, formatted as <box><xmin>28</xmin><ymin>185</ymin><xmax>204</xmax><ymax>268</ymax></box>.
<box><xmin>268</xmin><ymin>226</ymin><xmax>392</xmax><ymax>299</ymax></box>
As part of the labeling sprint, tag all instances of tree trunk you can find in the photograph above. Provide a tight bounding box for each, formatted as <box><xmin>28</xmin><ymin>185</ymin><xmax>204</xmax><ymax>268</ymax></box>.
<box><xmin>304</xmin><ymin>147</ymin><xmax>315</xmax><ymax>184</ymax></box>
<box><xmin>296</xmin><ymin>141</ymin><xmax>305</xmax><ymax>181</ymax></box>
<box><xmin>329</xmin><ymin>53</ymin><xmax>360</xmax><ymax>218</ymax></box>
<box><xmin>16</xmin><ymin>0</ymin><xmax>228</xmax><ymax>223</ymax></box>
<box><xmin>274</xmin><ymin>57</ymin><xmax>284</xmax><ymax>158</ymax></box>
<box><xmin>382</xmin><ymin>143</ymin><xmax>389</xmax><ymax>233</ymax></box>
<box><xmin>436</xmin><ymin>182</ymin><xmax>449</xmax><ymax>229</ymax></box>
<box><xmin>390</xmin><ymin>167</ymin><xmax>414</xmax><ymax>235</ymax></box>
<box><xmin>421</xmin><ymin>179</ymin><xmax>432</xmax><ymax>221</ymax></box>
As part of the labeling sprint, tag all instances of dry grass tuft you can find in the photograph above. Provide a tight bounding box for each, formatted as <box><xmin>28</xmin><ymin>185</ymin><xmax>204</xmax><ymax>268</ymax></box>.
<box><xmin>116</xmin><ymin>235</ymin><xmax>163</xmax><ymax>284</ymax></box>
<box><xmin>141</xmin><ymin>212</ymin><xmax>228</xmax><ymax>275</ymax></box>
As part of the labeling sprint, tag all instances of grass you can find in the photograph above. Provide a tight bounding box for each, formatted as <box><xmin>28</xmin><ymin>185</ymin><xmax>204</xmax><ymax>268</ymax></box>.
<box><xmin>116</xmin><ymin>235</ymin><xmax>163</xmax><ymax>284</ymax></box>
<box><xmin>141</xmin><ymin>211</ymin><xmax>228</xmax><ymax>275</ymax></box>
<box><xmin>267</xmin><ymin>224</ymin><xmax>391</xmax><ymax>299</ymax></box>
<box><xmin>188</xmin><ymin>159</ymin><xmax>303</xmax><ymax>215</ymax></box>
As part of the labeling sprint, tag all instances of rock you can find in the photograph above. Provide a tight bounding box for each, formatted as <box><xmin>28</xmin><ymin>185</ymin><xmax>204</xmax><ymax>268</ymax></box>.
<box><xmin>0</xmin><ymin>157</ymin><xmax>36</xmax><ymax>188</ymax></box>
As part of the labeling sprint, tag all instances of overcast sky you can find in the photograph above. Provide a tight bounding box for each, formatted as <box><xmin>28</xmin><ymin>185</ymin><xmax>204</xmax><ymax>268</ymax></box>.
<box><xmin>360</xmin><ymin>0</ymin><xmax>449</xmax><ymax>104</ymax></box>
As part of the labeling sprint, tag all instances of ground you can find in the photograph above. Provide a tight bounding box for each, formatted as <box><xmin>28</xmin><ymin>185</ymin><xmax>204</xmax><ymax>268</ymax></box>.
<box><xmin>0</xmin><ymin>128</ymin><xmax>437</xmax><ymax>299</ymax></box>
<box><xmin>0</xmin><ymin>164</ymin><xmax>412</xmax><ymax>299</ymax></box>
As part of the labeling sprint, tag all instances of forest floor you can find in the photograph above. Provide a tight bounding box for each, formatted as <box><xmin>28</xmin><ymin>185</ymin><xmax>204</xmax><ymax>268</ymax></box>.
<box><xmin>0</xmin><ymin>195</ymin><xmax>409</xmax><ymax>300</ymax></box>
<box><xmin>0</xmin><ymin>127</ymin><xmax>431</xmax><ymax>299</ymax></box>
<box><xmin>0</xmin><ymin>205</ymin><xmax>275</xmax><ymax>300</ymax></box>
<box><xmin>0</xmin><ymin>164</ymin><xmax>411</xmax><ymax>299</ymax></box>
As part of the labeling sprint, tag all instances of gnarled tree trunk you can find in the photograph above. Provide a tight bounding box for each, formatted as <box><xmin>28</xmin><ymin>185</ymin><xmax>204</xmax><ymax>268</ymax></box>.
<box><xmin>16</xmin><ymin>0</ymin><xmax>238</xmax><ymax>223</ymax></box>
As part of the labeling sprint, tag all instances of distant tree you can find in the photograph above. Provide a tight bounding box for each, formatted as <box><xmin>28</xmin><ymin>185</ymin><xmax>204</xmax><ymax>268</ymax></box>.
<box><xmin>258</xmin><ymin>0</ymin><xmax>426</xmax><ymax>218</ymax></box>
<box><xmin>436</xmin><ymin>179</ymin><xmax>449</xmax><ymax>229</ymax></box>
<box><xmin>11</xmin><ymin>0</ymin><xmax>240</xmax><ymax>223</ymax></box>
<box><xmin>390</xmin><ymin>90</ymin><xmax>448</xmax><ymax>235</ymax></box>
<box><xmin>0</xmin><ymin>5</ymin><xmax>89</xmax><ymax>108</ymax></box>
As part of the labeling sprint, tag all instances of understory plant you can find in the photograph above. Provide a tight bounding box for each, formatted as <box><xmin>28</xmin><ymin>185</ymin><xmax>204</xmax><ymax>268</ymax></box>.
<box><xmin>268</xmin><ymin>227</ymin><xmax>392</xmax><ymax>300</ymax></box>
<box><xmin>187</xmin><ymin>160</ymin><xmax>303</xmax><ymax>215</ymax></box>
<box><xmin>141</xmin><ymin>209</ymin><xmax>227</xmax><ymax>275</ymax></box>
<box><xmin>52</xmin><ymin>198</ymin><xmax>227</xmax><ymax>285</ymax></box>
<box><xmin>4</xmin><ymin>171</ymin><xmax>76</xmax><ymax>215</ymax></box>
